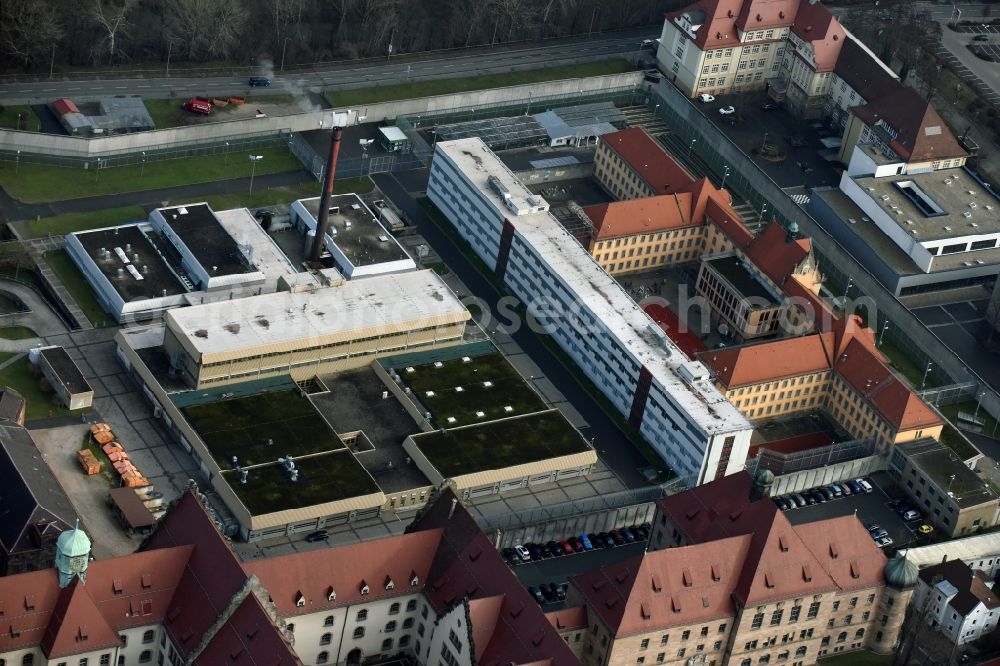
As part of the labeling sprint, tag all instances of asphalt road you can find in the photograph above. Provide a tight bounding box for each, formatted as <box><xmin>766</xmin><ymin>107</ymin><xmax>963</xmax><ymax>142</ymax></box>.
<box><xmin>373</xmin><ymin>169</ymin><xmax>654</xmax><ymax>489</ymax></box>
<box><xmin>0</xmin><ymin>29</ymin><xmax>656</xmax><ymax>106</ymax></box>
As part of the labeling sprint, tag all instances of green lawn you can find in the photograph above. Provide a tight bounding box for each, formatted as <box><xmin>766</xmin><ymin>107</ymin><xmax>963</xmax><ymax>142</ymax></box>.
<box><xmin>327</xmin><ymin>59</ymin><xmax>633</xmax><ymax>106</ymax></box>
<box><xmin>0</xmin><ymin>355</ymin><xmax>80</xmax><ymax>421</ymax></box>
<box><xmin>22</xmin><ymin>205</ymin><xmax>147</xmax><ymax>239</ymax></box>
<box><xmin>194</xmin><ymin>176</ymin><xmax>372</xmax><ymax>211</ymax></box>
<box><xmin>0</xmin><ymin>146</ymin><xmax>306</xmax><ymax>204</ymax></box>
<box><xmin>0</xmin><ymin>105</ymin><xmax>39</xmax><ymax>132</ymax></box>
<box><xmin>0</xmin><ymin>294</ymin><xmax>26</xmax><ymax>314</ymax></box>
<box><xmin>819</xmin><ymin>651</ymin><xmax>890</xmax><ymax>666</ymax></box>
<box><xmin>941</xmin><ymin>400</ymin><xmax>1000</xmax><ymax>437</ymax></box>
<box><xmin>43</xmin><ymin>250</ymin><xmax>111</xmax><ymax>328</ymax></box>
<box><xmin>879</xmin><ymin>338</ymin><xmax>935</xmax><ymax>388</ymax></box>
<box><xmin>144</xmin><ymin>95</ymin><xmax>297</xmax><ymax>129</ymax></box>
<box><xmin>0</xmin><ymin>326</ymin><xmax>37</xmax><ymax>340</ymax></box>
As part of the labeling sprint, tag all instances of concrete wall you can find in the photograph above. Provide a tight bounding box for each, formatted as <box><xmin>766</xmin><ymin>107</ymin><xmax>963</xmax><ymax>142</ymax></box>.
<box><xmin>0</xmin><ymin>72</ymin><xmax>643</xmax><ymax>159</ymax></box>
<box><xmin>767</xmin><ymin>454</ymin><xmax>887</xmax><ymax>496</ymax></box>
<box><xmin>515</xmin><ymin>162</ymin><xmax>593</xmax><ymax>185</ymax></box>
<box><xmin>495</xmin><ymin>502</ymin><xmax>655</xmax><ymax>549</ymax></box>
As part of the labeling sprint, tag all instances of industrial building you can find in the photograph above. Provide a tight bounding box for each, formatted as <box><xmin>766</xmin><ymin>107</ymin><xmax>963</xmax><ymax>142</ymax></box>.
<box><xmin>809</xmin><ymin>144</ymin><xmax>1000</xmax><ymax>296</ymax></box>
<box><xmin>65</xmin><ymin>202</ymin><xmax>305</xmax><ymax>323</ymax></box>
<box><xmin>427</xmin><ymin>137</ymin><xmax>753</xmax><ymax>485</ymax></box>
<box><xmin>290</xmin><ymin>194</ymin><xmax>416</xmax><ymax>279</ymax></box>
<box><xmin>33</xmin><ymin>346</ymin><xmax>93</xmax><ymax>410</ymax></box>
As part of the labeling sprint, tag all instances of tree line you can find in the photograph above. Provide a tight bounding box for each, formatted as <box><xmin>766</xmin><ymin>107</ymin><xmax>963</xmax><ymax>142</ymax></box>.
<box><xmin>1</xmin><ymin>0</ymin><xmax>683</xmax><ymax>74</ymax></box>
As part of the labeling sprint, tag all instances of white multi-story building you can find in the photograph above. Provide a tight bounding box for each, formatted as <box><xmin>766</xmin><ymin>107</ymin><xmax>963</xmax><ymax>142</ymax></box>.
<box><xmin>427</xmin><ymin>138</ymin><xmax>753</xmax><ymax>485</ymax></box>
<box><xmin>914</xmin><ymin>559</ymin><xmax>1000</xmax><ymax>645</ymax></box>
<box><xmin>901</xmin><ymin>532</ymin><xmax>1000</xmax><ymax>578</ymax></box>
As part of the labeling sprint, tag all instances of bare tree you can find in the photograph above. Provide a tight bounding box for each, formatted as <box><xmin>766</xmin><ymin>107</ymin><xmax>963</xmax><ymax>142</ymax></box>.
<box><xmin>164</xmin><ymin>0</ymin><xmax>248</xmax><ymax>61</ymax></box>
<box><xmin>89</xmin><ymin>0</ymin><xmax>136</xmax><ymax>63</ymax></box>
<box><xmin>0</xmin><ymin>0</ymin><xmax>63</xmax><ymax>67</ymax></box>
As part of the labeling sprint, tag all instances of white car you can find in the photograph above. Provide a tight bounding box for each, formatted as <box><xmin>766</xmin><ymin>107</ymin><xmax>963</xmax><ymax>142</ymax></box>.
<box><xmin>514</xmin><ymin>544</ymin><xmax>531</xmax><ymax>562</ymax></box>
<box><xmin>719</xmin><ymin>105</ymin><xmax>736</xmax><ymax>115</ymax></box>
<box><xmin>698</xmin><ymin>93</ymin><xmax>716</xmax><ymax>103</ymax></box>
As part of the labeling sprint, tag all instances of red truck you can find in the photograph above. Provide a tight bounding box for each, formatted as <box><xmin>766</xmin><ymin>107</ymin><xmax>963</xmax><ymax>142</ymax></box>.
<box><xmin>183</xmin><ymin>98</ymin><xmax>212</xmax><ymax>115</ymax></box>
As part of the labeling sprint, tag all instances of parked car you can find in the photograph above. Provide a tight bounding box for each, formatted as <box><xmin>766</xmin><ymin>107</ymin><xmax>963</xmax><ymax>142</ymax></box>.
<box><xmin>555</xmin><ymin>583</ymin><xmax>567</xmax><ymax>600</ymax></box>
<box><xmin>896</xmin><ymin>502</ymin><xmax>916</xmax><ymax>516</ymax></box>
<box><xmin>870</xmin><ymin>529</ymin><xmax>889</xmax><ymax>540</ymax></box>
<box><xmin>598</xmin><ymin>532</ymin><xmax>614</xmax><ymax>549</ymax></box>
<box><xmin>248</xmin><ymin>76</ymin><xmax>271</xmax><ymax>87</ymax></box>
<box><xmin>567</xmin><ymin>537</ymin><xmax>583</xmax><ymax>553</ymax></box>
<box><xmin>902</xmin><ymin>509</ymin><xmax>921</xmax><ymax>522</ymax></box>
<box><xmin>560</xmin><ymin>540</ymin><xmax>574</xmax><ymax>555</ymax></box>
<box><xmin>809</xmin><ymin>489</ymin><xmax>828</xmax><ymax>504</ymax></box>
<box><xmin>542</xmin><ymin>583</ymin><xmax>559</xmax><ymax>602</ymax></box>
<box><xmin>304</xmin><ymin>530</ymin><xmax>328</xmax><ymax>543</ymax></box>
<box><xmin>856</xmin><ymin>478</ymin><xmax>874</xmax><ymax>494</ymax></box>
<box><xmin>818</xmin><ymin>487</ymin><xmax>835</xmax><ymax>501</ymax></box>
<box><xmin>631</xmin><ymin>525</ymin><xmax>649</xmax><ymax>540</ymax></box>
<box><xmin>918</xmin><ymin>523</ymin><xmax>935</xmax><ymax>535</ymax></box>
<box><xmin>791</xmin><ymin>493</ymin><xmax>808</xmax><ymax>508</ymax></box>
<box><xmin>775</xmin><ymin>497</ymin><xmax>790</xmax><ymax>510</ymax></box>
<box><xmin>719</xmin><ymin>105</ymin><xmax>736</xmax><ymax>115</ymax></box>
<box><xmin>846</xmin><ymin>480</ymin><xmax>864</xmax><ymax>495</ymax></box>
<box><xmin>580</xmin><ymin>534</ymin><xmax>593</xmax><ymax>550</ymax></box>
<box><xmin>547</xmin><ymin>541</ymin><xmax>563</xmax><ymax>557</ymax></box>
<box><xmin>761</xmin><ymin>102</ymin><xmax>779</xmax><ymax>111</ymax></box>
<box><xmin>183</xmin><ymin>98</ymin><xmax>212</xmax><ymax>115</ymax></box>
<box><xmin>865</xmin><ymin>523</ymin><xmax>880</xmax><ymax>533</ymax></box>
<box><xmin>837</xmin><ymin>483</ymin><xmax>852</xmax><ymax>496</ymax></box>
<box><xmin>588</xmin><ymin>533</ymin><xmax>600</xmax><ymax>548</ymax></box>
<box><xmin>828</xmin><ymin>484</ymin><xmax>843</xmax><ymax>498</ymax></box>
<box><xmin>514</xmin><ymin>544</ymin><xmax>531</xmax><ymax>562</ymax></box>
<box><xmin>975</xmin><ymin>34</ymin><xmax>990</xmax><ymax>41</ymax></box>
<box><xmin>621</xmin><ymin>528</ymin><xmax>636</xmax><ymax>543</ymax></box>
<box><xmin>501</xmin><ymin>547</ymin><xmax>517</xmax><ymax>565</ymax></box>
<box><xmin>698</xmin><ymin>93</ymin><xmax>716</xmax><ymax>103</ymax></box>
<box><xmin>528</xmin><ymin>544</ymin><xmax>544</xmax><ymax>560</ymax></box>
<box><xmin>528</xmin><ymin>586</ymin><xmax>546</xmax><ymax>605</ymax></box>
<box><xmin>875</xmin><ymin>536</ymin><xmax>894</xmax><ymax>548</ymax></box>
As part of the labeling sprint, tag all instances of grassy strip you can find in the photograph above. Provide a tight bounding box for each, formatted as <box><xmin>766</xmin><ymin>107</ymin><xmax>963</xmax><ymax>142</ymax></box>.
<box><xmin>0</xmin><ymin>355</ymin><xmax>80</xmax><ymax>421</ymax></box>
<box><xmin>879</xmin><ymin>338</ymin><xmax>935</xmax><ymax>388</ymax></box>
<box><xmin>940</xmin><ymin>400</ymin><xmax>1000</xmax><ymax>438</ymax></box>
<box><xmin>23</xmin><ymin>205</ymin><xmax>147</xmax><ymax>239</ymax></box>
<box><xmin>327</xmin><ymin>59</ymin><xmax>633</xmax><ymax>107</ymax></box>
<box><xmin>0</xmin><ymin>146</ymin><xmax>305</xmax><ymax>204</ymax></box>
<box><xmin>0</xmin><ymin>326</ymin><xmax>37</xmax><ymax>340</ymax></box>
<box><xmin>144</xmin><ymin>95</ymin><xmax>297</xmax><ymax>129</ymax></box>
<box><xmin>43</xmin><ymin>250</ymin><xmax>111</xmax><ymax>328</ymax></box>
<box><xmin>0</xmin><ymin>105</ymin><xmax>39</xmax><ymax>132</ymax></box>
<box><xmin>416</xmin><ymin>198</ymin><xmax>672</xmax><ymax>479</ymax></box>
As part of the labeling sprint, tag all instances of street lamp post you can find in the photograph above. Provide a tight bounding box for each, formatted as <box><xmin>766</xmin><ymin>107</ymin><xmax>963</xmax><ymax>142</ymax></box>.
<box><xmin>975</xmin><ymin>391</ymin><xmax>986</xmax><ymax>421</ymax></box>
<box><xmin>721</xmin><ymin>165</ymin><xmax>730</xmax><ymax>190</ymax></box>
<box><xmin>248</xmin><ymin>155</ymin><xmax>263</xmax><ymax>196</ymax></box>
<box><xmin>224</xmin><ymin>142</ymin><xmax>230</xmax><ymax>167</ymax></box>
<box><xmin>95</xmin><ymin>157</ymin><xmax>102</xmax><ymax>183</ymax></box>
<box><xmin>879</xmin><ymin>320</ymin><xmax>889</xmax><ymax>346</ymax></box>
<box><xmin>16</xmin><ymin>112</ymin><xmax>22</xmax><ymax>131</ymax></box>
<box><xmin>921</xmin><ymin>361</ymin><xmax>933</xmax><ymax>390</ymax></box>
<box><xmin>843</xmin><ymin>276</ymin><xmax>854</xmax><ymax>303</ymax></box>
<box><xmin>688</xmin><ymin>138</ymin><xmax>697</xmax><ymax>157</ymax></box>
<box><xmin>166</xmin><ymin>39</ymin><xmax>175</xmax><ymax>78</ymax></box>
<box><xmin>15</xmin><ymin>150</ymin><xmax>20</xmax><ymax>176</ymax></box>
<box><xmin>757</xmin><ymin>202</ymin><xmax>768</xmax><ymax>226</ymax></box>
<box><xmin>140</xmin><ymin>151</ymin><xmax>146</xmax><ymax>177</ymax></box>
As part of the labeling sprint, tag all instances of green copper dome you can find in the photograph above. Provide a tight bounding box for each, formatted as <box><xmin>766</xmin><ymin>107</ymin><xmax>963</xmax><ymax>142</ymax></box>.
<box><xmin>884</xmin><ymin>553</ymin><xmax>918</xmax><ymax>589</ymax></box>
<box><xmin>57</xmin><ymin>526</ymin><xmax>92</xmax><ymax>558</ymax></box>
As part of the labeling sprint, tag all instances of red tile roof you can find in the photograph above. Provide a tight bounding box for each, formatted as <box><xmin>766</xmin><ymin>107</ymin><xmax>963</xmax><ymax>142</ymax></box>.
<box><xmin>600</xmin><ymin>128</ymin><xmax>696</xmax><ymax>195</ymax></box>
<box><xmin>699</xmin><ymin>332</ymin><xmax>834</xmax><ymax>388</ymax></box>
<box><xmin>192</xmin><ymin>595</ymin><xmax>300</xmax><ymax>666</ymax></box>
<box><xmin>790</xmin><ymin>1</ymin><xmax>845</xmax><ymax>72</ymax></box>
<box><xmin>411</xmin><ymin>490</ymin><xmax>577</xmax><ymax>666</ymax></box>
<box><xmin>42</xmin><ymin>580</ymin><xmax>122</xmax><ymax>658</ymax></box>
<box><xmin>745</xmin><ymin>222</ymin><xmax>812</xmax><ymax>286</ymax></box>
<box><xmin>833</xmin><ymin>37</ymin><xmax>899</xmax><ymax>104</ymax></box>
<box><xmin>643</xmin><ymin>303</ymin><xmax>708</xmax><ymax>361</ymax></box>
<box><xmin>545</xmin><ymin>606</ymin><xmax>588</xmax><ymax>632</ymax></box>
<box><xmin>572</xmin><ymin>535</ymin><xmax>750</xmax><ymax>637</ymax></box>
<box><xmin>851</xmin><ymin>87</ymin><xmax>967</xmax><ymax>162</ymax></box>
<box><xmin>833</xmin><ymin>338</ymin><xmax>941</xmax><ymax>431</ymax></box>
<box><xmin>584</xmin><ymin>194</ymin><xmax>702</xmax><ymax>241</ymax></box>
<box><xmin>243</xmin><ymin>529</ymin><xmax>444</xmax><ymax>617</ymax></box>
<box><xmin>736</xmin><ymin>0</ymin><xmax>800</xmax><ymax>32</ymax></box>
<box><xmin>794</xmin><ymin>516</ymin><xmax>888</xmax><ymax>592</ymax></box>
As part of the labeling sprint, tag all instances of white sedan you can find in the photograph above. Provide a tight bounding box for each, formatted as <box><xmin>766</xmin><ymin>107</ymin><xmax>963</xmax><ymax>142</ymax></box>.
<box><xmin>698</xmin><ymin>93</ymin><xmax>716</xmax><ymax>103</ymax></box>
<box><xmin>719</xmin><ymin>105</ymin><xmax>736</xmax><ymax>115</ymax></box>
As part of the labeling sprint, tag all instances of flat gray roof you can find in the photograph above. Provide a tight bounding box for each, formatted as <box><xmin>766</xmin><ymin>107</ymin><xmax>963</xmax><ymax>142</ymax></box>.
<box><xmin>39</xmin><ymin>346</ymin><xmax>92</xmax><ymax>396</ymax></box>
<box><xmin>299</xmin><ymin>195</ymin><xmax>410</xmax><ymax>266</ymax></box>
<box><xmin>900</xmin><ymin>439</ymin><xmax>997</xmax><ymax>509</ymax></box>
<box><xmin>814</xmin><ymin>189</ymin><xmax>1000</xmax><ymax>273</ymax></box>
<box><xmin>853</xmin><ymin>167</ymin><xmax>1000</xmax><ymax>241</ymax></box>
<box><xmin>75</xmin><ymin>224</ymin><xmax>187</xmax><ymax>300</ymax></box>
<box><xmin>158</xmin><ymin>203</ymin><xmax>255</xmax><ymax>276</ymax></box>
<box><xmin>704</xmin><ymin>254</ymin><xmax>779</xmax><ymax>305</ymax></box>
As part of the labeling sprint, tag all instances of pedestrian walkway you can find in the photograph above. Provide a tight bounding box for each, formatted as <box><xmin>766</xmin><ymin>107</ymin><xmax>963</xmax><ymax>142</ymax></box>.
<box><xmin>32</xmin><ymin>258</ymin><xmax>93</xmax><ymax>331</ymax></box>
<box><xmin>0</xmin><ymin>277</ymin><xmax>69</xmax><ymax>336</ymax></box>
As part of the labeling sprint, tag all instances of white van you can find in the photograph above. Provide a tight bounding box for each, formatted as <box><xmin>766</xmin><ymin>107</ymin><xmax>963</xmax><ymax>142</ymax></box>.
<box><xmin>856</xmin><ymin>478</ymin><xmax>874</xmax><ymax>494</ymax></box>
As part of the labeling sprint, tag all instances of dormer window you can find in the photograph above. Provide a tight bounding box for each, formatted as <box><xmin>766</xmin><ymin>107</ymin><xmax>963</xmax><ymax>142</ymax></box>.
<box><xmin>410</xmin><ymin>572</ymin><xmax>419</xmax><ymax>587</ymax></box>
<box><xmin>384</xmin><ymin>576</ymin><xmax>395</xmax><ymax>591</ymax></box>
<box><xmin>327</xmin><ymin>587</ymin><xmax>336</xmax><ymax>602</ymax></box>
<box><xmin>360</xmin><ymin>581</ymin><xmax>370</xmax><ymax>596</ymax></box>
<box><xmin>295</xmin><ymin>592</ymin><xmax>305</xmax><ymax>608</ymax></box>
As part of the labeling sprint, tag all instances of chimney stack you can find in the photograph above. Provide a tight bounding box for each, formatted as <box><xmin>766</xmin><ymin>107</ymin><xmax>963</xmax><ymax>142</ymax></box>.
<box><xmin>310</xmin><ymin>127</ymin><xmax>344</xmax><ymax>265</ymax></box>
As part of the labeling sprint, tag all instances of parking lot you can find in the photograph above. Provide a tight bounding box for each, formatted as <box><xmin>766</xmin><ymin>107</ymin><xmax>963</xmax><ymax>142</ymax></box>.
<box><xmin>780</xmin><ymin>472</ymin><xmax>932</xmax><ymax>553</ymax></box>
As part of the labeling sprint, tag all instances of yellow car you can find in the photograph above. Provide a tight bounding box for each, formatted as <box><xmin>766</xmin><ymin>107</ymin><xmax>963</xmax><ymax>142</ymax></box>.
<box><xmin>918</xmin><ymin>523</ymin><xmax>934</xmax><ymax>535</ymax></box>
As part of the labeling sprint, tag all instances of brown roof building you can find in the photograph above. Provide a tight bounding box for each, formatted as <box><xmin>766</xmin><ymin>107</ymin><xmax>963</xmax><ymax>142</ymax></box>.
<box><xmin>0</xmin><ymin>488</ymin><xmax>575</xmax><ymax>666</ymax></box>
<box><xmin>914</xmin><ymin>558</ymin><xmax>1000</xmax><ymax>645</ymax></box>
<box><xmin>567</xmin><ymin>472</ymin><xmax>913</xmax><ymax>665</ymax></box>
